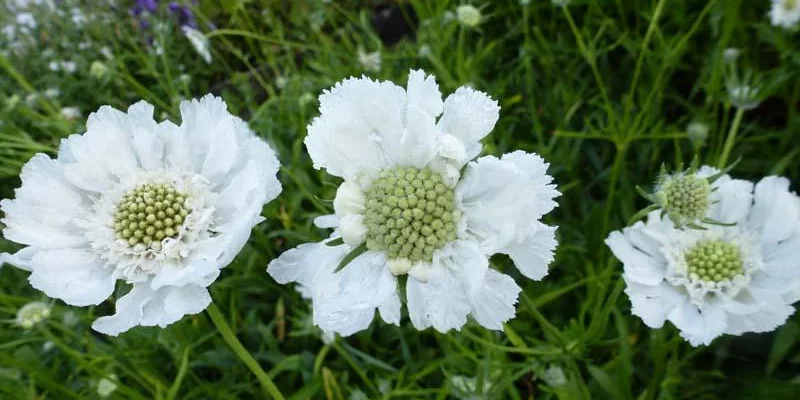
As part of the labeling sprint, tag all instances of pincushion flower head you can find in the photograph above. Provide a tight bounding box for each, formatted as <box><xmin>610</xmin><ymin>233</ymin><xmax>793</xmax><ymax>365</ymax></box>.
<box><xmin>268</xmin><ymin>70</ymin><xmax>560</xmax><ymax>336</ymax></box>
<box><xmin>0</xmin><ymin>95</ymin><xmax>281</xmax><ymax>336</ymax></box>
<box><xmin>606</xmin><ymin>171</ymin><xmax>800</xmax><ymax>346</ymax></box>
<box><xmin>634</xmin><ymin>160</ymin><xmax>744</xmax><ymax>229</ymax></box>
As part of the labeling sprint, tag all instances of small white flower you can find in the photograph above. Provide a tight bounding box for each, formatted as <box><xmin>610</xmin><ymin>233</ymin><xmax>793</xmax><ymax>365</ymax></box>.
<box><xmin>541</xmin><ymin>366</ymin><xmax>567</xmax><ymax>387</ymax></box>
<box><xmin>1</xmin><ymin>95</ymin><xmax>282</xmax><ymax>336</ymax></box>
<box><xmin>60</xmin><ymin>107</ymin><xmax>82</xmax><ymax>120</ymax></box>
<box><xmin>97</xmin><ymin>375</ymin><xmax>118</xmax><ymax>398</ymax></box>
<box><xmin>357</xmin><ymin>48</ymin><xmax>382</xmax><ymax>73</ymax></box>
<box><xmin>61</xmin><ymin>61</ymin><xmax>77</xmax><ymax>74</ymax></box>
<box><xmin>728</xmin><ymin>84</ymin><xmax>761</xmax><ymax>110</ymax></box>
<box><xmin>418</xmin><ymin>44</ymin><xmax>432</xmax><ymax>58</ymax></box>
<box><xmin>770</xmin><ymin>0</ymin><xmax>800</xmax><ymax>28</ymax></box>
<box><xmin>551</xmin><ymin>0</ymin><xmax>572</xmax><ymax>7</ymax></box>
<box><xmin>456</xmin><ymin>5</ymin><xmax>482</xmax><ymax>27</ymax></box>
<box><xmin>268</xmin><ymin>70</ymin><xmax>560</xmax><ymax>337</ymax></box>
<box><xmin>25</xmin><ymin>93</ymin><xmax>38</xmax><ymax>106</ymax></box>
<box><xmin>15</xmin><ymin>301</ymin><xmax>51</xmax><ymax>329</ymax></box>
<box><xmin>90</xmin><ymin>61</ymin><xmax>110</xmax><ymax>80</ymax></box>
<box><xmin>44</xmin><ymin>88</ymin><xmax>60</xmax><ymax>98</ymax></box>
<box><xmin>182</xmin><ymin>26</ymin><xmax>212</xmax><ymax>64</ymax></box>
<box><xmin>722</xmin><ymin>48</ymin><xmax>741</xmax><ymax>64</ymax></box>
<box><xmin>275</xmin><ymin>75</ymin><xmax>288</xmax><ymax>90</ymax></box>
<box><xmin>100</xmin><ymin>46</ymin><xmax>114</xmax><ymax>60</ymax></box>
<box><xmin>48</xmin><ymin>61</ymin><xmax>60</xmax><ymax>72</ymax></box>
<box><xmin>16</xmin><ymin>12</ymin><xmax>37</xmax><ymax>30</ymax></box>
<box><xmin>606</xmin><ymin>175</ymin><xmax>800</xmax><ymax>346</ymax></box>
<box><xmin>686</xmin><ymin>121</ymin><xmax>709</xmax><ymax>147</ymax></box>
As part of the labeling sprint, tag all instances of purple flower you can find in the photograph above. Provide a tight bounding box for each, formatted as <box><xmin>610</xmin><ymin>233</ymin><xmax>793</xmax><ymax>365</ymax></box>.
<box><xmin>131</xmin><ymin>0</ymin><xmax>158</xmax><ymax>16</ymax></box>
<box><xmin>168</xmin><ymin>2</ymin><xmax>197</xmax><ymax>28</ymax></box>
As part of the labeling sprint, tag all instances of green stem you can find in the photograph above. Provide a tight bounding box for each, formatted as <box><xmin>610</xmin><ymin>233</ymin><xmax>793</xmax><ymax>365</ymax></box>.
<box><xmin>206</xmin><ymin>302</ymin><xmax>286</xmax><ymax>400</ymax></box>
<box><xmin>718</xmin><ymin>107</ymin><xmax>745</xmax><ymax>168</ymax></box>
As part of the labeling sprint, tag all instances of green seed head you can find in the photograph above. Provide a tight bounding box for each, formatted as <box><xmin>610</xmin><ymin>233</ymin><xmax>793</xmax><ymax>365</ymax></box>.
<box><xmin>364</xmin><ymin>167</ymin><xmax>459</xmax><ymax>262</ymax></box>
<box><xmin>658</xmin><ymin>174</ymin><xmax>710</xmax><ymax>225</ymax></box>
<box><xmin>685</xmin><ymin>240</ymin><xmax>744</xmax><ymax>282</ymax></box>
<box><xmin>114</xmin><ymin>182</ymin><xmax>189</xmax><ymax>249</ymax></box>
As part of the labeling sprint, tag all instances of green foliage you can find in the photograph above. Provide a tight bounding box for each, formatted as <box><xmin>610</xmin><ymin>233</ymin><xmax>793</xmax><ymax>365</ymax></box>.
<box><xmin>1</xmin><ymin>0</ymin><xmax>799</xmax><ymax>398</ymax></box>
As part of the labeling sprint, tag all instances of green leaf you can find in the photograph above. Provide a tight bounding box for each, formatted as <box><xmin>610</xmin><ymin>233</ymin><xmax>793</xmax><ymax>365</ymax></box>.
<box><xmin>333</xmin><ymin>243</ymin><xmax>367</xmax><ymax>273</ymax></box>
<box><xmin>325</xmin><ymin>237</ymin><xmax>344</xmax><ymax>247</ymax></box>
<box><xmin>767</xmin><ymin>321</ymin><xmax>799</xmax><ymax>375</ymax></box>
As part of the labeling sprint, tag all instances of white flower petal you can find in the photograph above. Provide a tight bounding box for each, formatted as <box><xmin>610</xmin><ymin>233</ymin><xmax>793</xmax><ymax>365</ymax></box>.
<box><xmin>150</xmin><ymin>259</ymin><xmax>220</xmax><ymax>290</ymax></box>
<box><xmin>606</xmin><ymin>226</ymin><xmax>666</xmax><ymax>286</ymax></box>
<box><xmin>458</xmin><ymin>151</ymin><xmax>559</xmax><ymax>256</ymax></box>
<box><xmin>469</xmin><ymin>269</ymin><xmax>521</xmax><ymax>330</ymax></box>
<box><xmin>750</xmin><ymin>176</ymin><xmax>800</xmax><ymax>246</ymax></box>
<box><xmin>60</xmin><ymin>104</ymin><xmax>143</xmax><ymax>192</ymax></box>
<box><xmin>1</xmin><ymin>155</ymin><xmax>87</xmax><ymax>249</ymax></box>
<box><xmin>92</xmin><ymin>284</ymin><xmax>210</xmax><ymax>336</ymax></box>
<box><xmin>624</xmin><ymin>277</ymin><xmax>684</xmax><ymax>328</ymax></box>
<box><xmin>439</xmin><ymin>87</ymin><xmax>499</xmax><ymax>160</ymax></box>
<box><xmin>128</xmin><ymin>101</ymin><xmax>164</xmax><ymax>170</ymax></box>
<box><xmin>267</xmin><ymin>241</ymin><xmax>348</xmax><ymax>294</ymax></box>
<box><xmin>314</xmin><ymin>215</ymin><xmax>339</xmax><ymax>229</ymax></box>
<box><xmin>339</xmin><ymin>214</ymin><xmax>368</xmax><ymax>246</ymax></box>
<box><xmin>668</xmin><ymin>302</ymin><xmax>726</xmax><ymax>346</ymax></box>
<box><xmin>305</xmin><ymin>77</ymin><xmax>402</xmax><ymax>178</ymax></box>
<box><xmin>504</xmin><ymin>222</ymin><xmax>557</xmax><ymax>281</ymax></box>
<box><xmin>314</xmin><ymin>251</ymin><xmax>400</xmax><ymax>336</ymax></box>
<box><xmin>407</xmin><ymin>241</ymin><xmax>486</xmax><ymax>333</ymax></box>
<box><xmin>333</xmin><ymin>181</ymin><xmax>366</xmax><ymax>217</ymax></box>
<box><xmin>724</xmin><ymin>304</ymin><xmax>795</xmax><ymax>335</ymax></box>
<box><xmin>28</xmin><ymin>249</ymin><xmax>115</xmax><ymax>306</ymax></box>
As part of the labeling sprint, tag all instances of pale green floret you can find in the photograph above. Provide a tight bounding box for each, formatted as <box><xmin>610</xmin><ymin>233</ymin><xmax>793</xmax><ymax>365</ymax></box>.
<box><xmin>658</xmin><ymin>174</ymin><xmax>710</xmax><ymax>225</ymax></box>
<box><xmin>114</xmin><ymin>182</ymin><xmax>189</xmax><ymax>249</ymax></box>
<box><xmin>685</xmin><ymin>240</ymin><xmax>743</xmax><ymax>282</ymax></box>
<box><xmin>363</xmin><ymin>167</ymin><xmax>459</xmax><ymax>262</ymax></box>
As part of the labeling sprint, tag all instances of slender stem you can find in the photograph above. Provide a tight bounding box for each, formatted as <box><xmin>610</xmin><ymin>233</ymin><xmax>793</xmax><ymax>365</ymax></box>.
<box><xmin>206</xmin><ymin>302</ymin><xmax>286</xmax><ymax>400</ymax></box>
<box><xmin>718</xmin><ymin>107</ymin><xmax>745</xmax><ymax>168</ymax></box>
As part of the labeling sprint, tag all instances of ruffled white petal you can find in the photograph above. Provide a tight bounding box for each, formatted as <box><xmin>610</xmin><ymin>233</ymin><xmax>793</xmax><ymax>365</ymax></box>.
<box><xmin>668</xmin><ymin>302</ymin><xmax>727</xmax><ymax>346</ymax></box>
<box><xmin>405</xmin><ymin>241</ymin><xmax>487</xmax><ymax>332</ymax></box>
<box><xmin>504</xmin><ymin>223</ymin><xmax>557</xmax><ymax>281</ymax></box>
<box><xmin>697</xmin><ymin>166</ymin><xmax>754</xmax><ymax>225</ymax></box>
<box><xmin>1</xmin><ymin>155</ymin><xmax>87</xmax><ymax>249</ymax></box>
<box><xmin>458</xmin><ymin>151</ymin><xmax>559</xmax><ymax>257</ymax></box>
<box><xmin>605</xmin><ymin>224</ymin><xmax>666</xmax><ymax>286</ymax></box>
<box><xmin>623</xmin><ymin>278</ymin><xmax>684</xmax><ymax>328</ymax></box>
<box><xmin>267</xmin><ymin>241</ymin><xmax>349</xmax><ymax>299</ymax></box>
<box><xmin>92</xmin><ymin>284</ymin><xmax>211</xmax><ymax>336</ymax></box>
<box><xmin>749</xmin><ymin>176</ymin><xmax>800</xmax><ymax>247</ymax></box>
<box><xmin>59</xmin><ymin>103</ymin><xmax>144</xmax><ymax>192</ymax></box>
<box><xmin>469</xmin><ymin>269</ymin><xmax>521</xmax><ymax>330</ymax></box>
<box><xmin>439</xmin><ymin>87</ymin><xmax>499</xmax><ymax>160</ymax></box>
<box><xmin>313</xmin><ymin>251</ymin><xmax>400</xmax><ymax>336</ymax></box>
<box><xmin>27</xmin><ymin>249</ymin><xmax>115</xmax><ymax>306</ymax></box>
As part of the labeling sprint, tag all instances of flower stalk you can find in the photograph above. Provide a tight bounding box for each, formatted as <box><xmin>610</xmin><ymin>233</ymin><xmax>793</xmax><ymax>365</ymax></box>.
<box><xmin>206</xmin><ymin>302</ymin><xmax>286</xmax><ymax>400</ymax></box>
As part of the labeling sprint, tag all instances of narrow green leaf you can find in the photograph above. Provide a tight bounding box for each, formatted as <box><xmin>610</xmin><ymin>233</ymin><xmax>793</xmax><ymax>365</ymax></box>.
<box><xmin>334</xmin><ymin>243</ymin><xmax>367</xmax><ymax>273</ymax></box>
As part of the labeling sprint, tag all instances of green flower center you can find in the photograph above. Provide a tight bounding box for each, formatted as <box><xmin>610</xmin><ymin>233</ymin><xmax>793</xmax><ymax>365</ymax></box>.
<box><xmin>114</xmin><ymin>182</ymin><xmax>189</xmax><ymax>250</ymax></box>
<box><xmin>363</xmin><ymin>167</ymin><xmax>459</xmax><ymax>262</ymax></box>
<box><xmin>660</xmin><ymin>175</ymin><xmax>710</xmax><ymax>223</ymax></box>
<box><xmin>685</xmin><ymin>240</ymin><xmax>744</xmax><ymax>282</ymax></box>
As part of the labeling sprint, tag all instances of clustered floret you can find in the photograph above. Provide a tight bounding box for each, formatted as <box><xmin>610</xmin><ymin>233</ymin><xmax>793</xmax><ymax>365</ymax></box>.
<box><xmin>363</xmin><ymin>167</ymin><xmax>459</xmax><ymax>262</ymax></box>
<box><xmin>685</xmin><ymin>240</ymin><xmax>744</xmax><ymax>282</ymax></box>
<box><xmin>114</xmin><ymin>182</ymin><xmax>189</xmax><ymax>250</ymax></box>
<box><xmin>659</xmin><ymin>175</ymin><xmax>710</xmax><ymax>225</ymax></box>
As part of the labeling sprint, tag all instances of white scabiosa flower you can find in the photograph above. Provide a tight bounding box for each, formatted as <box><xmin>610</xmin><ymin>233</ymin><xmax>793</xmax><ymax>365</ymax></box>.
<box><xmin>1</xmin><ymin>95</ymin><xmax>282</xmax><ymax>336</ymax></box>
<box><xmin>770</xmin><ymin>0</ymin><xmax>800</xmax><ymax>28</ymax></box>
<box><xmin>456</xmin><ymin>5</ymin><xmax>482</xmax><ymax>27</ymax></box>
<box><xmin>15</xmin><ymin>301</ymin><xmax>51</xmax><ymax>329</ymax></box>
<box><xmin>268</xmin><ymin>70</ymin><xmax>560</xmax><ymax>336</ymax></box>
<box><xmin>182</xmin><ymin>26</ymin><xmax>212</xmax><ymax>64</ymax></box>
<box><xmin>606</xmin><ymin>175</ymin><xmax>800</xmax><ymax>346</ymax></box>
